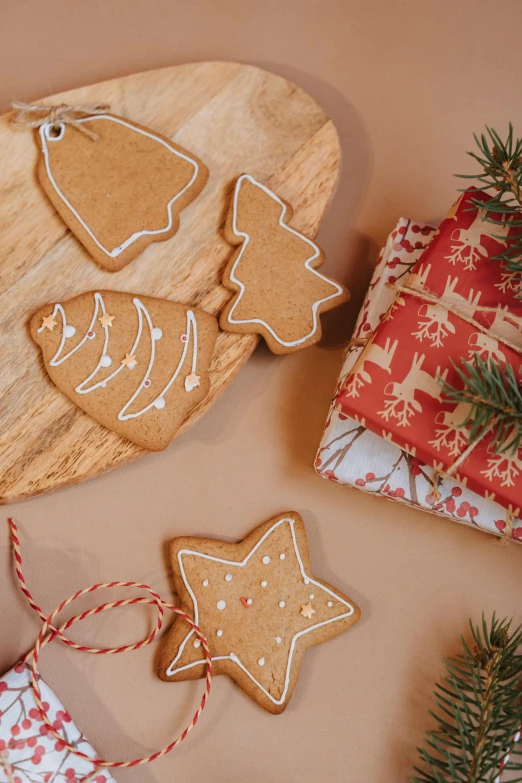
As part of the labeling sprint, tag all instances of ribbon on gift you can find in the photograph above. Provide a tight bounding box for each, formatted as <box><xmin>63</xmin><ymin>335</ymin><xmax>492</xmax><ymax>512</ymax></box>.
<box><xmin>3</xmin><ymin>518</ymin><xmax>213</xmax><ymax>782</ymax></box>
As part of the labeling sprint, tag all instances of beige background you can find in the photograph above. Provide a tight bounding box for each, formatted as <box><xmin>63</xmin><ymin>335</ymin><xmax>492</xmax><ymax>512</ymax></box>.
<box><xmin>2</xmin><ymin>1</ymin><xmax>522</xmax><ymax>781</ymax></box>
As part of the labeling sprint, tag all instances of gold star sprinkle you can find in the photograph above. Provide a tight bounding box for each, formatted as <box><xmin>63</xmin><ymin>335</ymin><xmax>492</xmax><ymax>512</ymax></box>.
<box><xmin>41</xmin><ymin>315</ymin><xmax>57</xmax><ymax>331</ymax></box>
<box><xmin>300</xmin><ymin>603</ymin><xmax>316</xmax><ymax>620</ymax></box>
<box><xmin>99</xmin><ymin>313</ymin><xmax>115</xmax><ymax>328</ymax></box>
<box><xmin>184</xmin><ymin>372</ymin><xmax>201</xmax><ymax>392</ymax></box>
<box><xmin>121</xmin><ymin>353</ymin><xmax>137</xmax><ymax>369</ymax></box>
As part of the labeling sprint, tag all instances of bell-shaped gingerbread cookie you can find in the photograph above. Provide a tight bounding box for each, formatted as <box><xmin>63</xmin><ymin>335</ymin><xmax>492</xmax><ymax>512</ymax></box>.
<box><xmin>29</xmin><ymin>108</ymin><xmax>208</xmax><ymax>271</ymax></box>
<box><xmin>31</xmin><ymin>291</ymin><xmax>218</xmax><ymax>450</ymax></box>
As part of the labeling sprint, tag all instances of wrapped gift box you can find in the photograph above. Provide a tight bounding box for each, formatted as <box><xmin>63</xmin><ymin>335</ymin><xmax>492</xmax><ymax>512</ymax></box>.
<box><xmin>335</xmin><ymin>192</ymin><xmax>522</xmax><ymax>515</ymax></box>
<box><xmin>316</xmin><ymin>209</ymin><xmax>522</xmax><ymax>542</ymax></box>
<box><xmin>0</xmin><ymin>663</ymin><xmax>114</xmax><ymax>782</ymax></box>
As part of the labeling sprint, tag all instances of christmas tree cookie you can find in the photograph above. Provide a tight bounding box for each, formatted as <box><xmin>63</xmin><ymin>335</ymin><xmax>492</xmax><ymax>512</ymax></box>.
<box><xmin>30</xmin><ymin>291</ymin><xmax>218</xmax><ymax>451</ymax></box>
<box><xmin>158</xmin><ymin>511</ymin><xmax>360</xmax><ymax>713</ymax></box>
<box><xmin>219</xmin><ymin>174</ymin><xmax>350</xmax><ymax>354</ymax></box>
<box><xmin>28</xmin><ymin>107</ymin><xmax>208</xmax><ymax>271</ymax></box>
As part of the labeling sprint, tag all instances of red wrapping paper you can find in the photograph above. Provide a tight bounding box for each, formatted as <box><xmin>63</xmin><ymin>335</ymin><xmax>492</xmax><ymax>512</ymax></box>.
<box><xmin>339</xmin><ymin>191</ymin><xmax>522</xmax><ymax>514</ymax></box>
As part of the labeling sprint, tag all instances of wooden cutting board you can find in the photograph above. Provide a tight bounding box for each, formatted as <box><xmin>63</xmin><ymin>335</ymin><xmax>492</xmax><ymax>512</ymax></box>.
<box><xmin>0</xmin><ymin>61</ymin><xmax>341</xmax><ymax>503</ymax></box>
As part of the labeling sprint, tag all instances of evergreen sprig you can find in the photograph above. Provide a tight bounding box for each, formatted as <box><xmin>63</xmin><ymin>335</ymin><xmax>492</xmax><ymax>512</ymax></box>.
<box><xmin>412</xmin><ymin>614</ymin><xmax>522</xmax><ymax>783</ymax></box>
<box><xmin>440</xmin><ymin>356</ymin><xmax>522</xmax><ymax>455</ymax></box>
<box><xmin>457</xmin><ymin>124</ymin><xmax>522</xmax><ymax>295</ymax></box>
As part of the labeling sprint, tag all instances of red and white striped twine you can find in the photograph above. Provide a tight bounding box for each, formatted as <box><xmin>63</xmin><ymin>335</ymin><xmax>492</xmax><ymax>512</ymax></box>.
<box><xmin>7</xmin><ymin>517</ymin><xmax>213</xmax><ymax>781</ymax></box>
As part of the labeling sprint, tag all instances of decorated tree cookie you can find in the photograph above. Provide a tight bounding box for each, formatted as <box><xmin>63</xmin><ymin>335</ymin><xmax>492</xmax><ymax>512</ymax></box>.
<box><xmin>219</xmin><ymin>174</ymin><xmax>350</xmax><ymax>354</ymax></box>
<box><xmin>158</xmin><ymin>511</ymin><xmax>361</xmax><ymax>714</ymax></box>
<box><xmin>30</xmin><ymin>291</ymin><xmax>218</xmax><ymax>451</ymax></box>
<box><xmin>11</xmin><ymin>103</ymin><xmax>208</xmax><ymax>271</ymax></box>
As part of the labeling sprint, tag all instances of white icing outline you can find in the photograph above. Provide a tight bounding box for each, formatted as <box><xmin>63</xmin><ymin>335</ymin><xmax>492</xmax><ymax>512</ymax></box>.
<box><xmin>166</xmin><ymin>516</ymin><xmax>355</xmax><ymax>706</ymax></box>
<box><xmin>226</xmin><ymin>174</ymin><xmax>345</xmax><ymax>348</ymax></box>
<box><xmin>39</xmin><ymin>115</ymin><xmax>201</xmax><ymax>259</ymax></box>
<box><xmin>38</xmin><ymin>292</ymin><xmax>106</xmax><ymax>367</ymax></box>
<box><xmin>42</xmin><ymin>292</ymin><xmax>198</xmax><ymax>421</ymax></box>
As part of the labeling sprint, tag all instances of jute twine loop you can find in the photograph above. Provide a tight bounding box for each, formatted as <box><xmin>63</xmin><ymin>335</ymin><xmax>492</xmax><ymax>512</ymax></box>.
<box><xmin>9</xmin><ymin>101</ymin><xmax>110</xmax><ymax>140</ymax></box>
<box><xmin>7</xmin><ymin>518</ymin><xmax>213</xmax><ymax>781</ymax></box>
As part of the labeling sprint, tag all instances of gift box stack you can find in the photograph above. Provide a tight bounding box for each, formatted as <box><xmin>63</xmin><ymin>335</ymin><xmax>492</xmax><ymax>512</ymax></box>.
<box><xmin>316</xmin><ymin>191</ymin><xmax>522</xmax><ymax>542</ymax></box>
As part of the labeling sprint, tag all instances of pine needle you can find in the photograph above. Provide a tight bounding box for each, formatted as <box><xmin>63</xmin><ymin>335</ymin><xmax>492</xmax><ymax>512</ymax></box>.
<box><xmin>440</xmin><ymin>356</ymin><xmax>522</xmax><ymax>455</ymax></box>
<box><xmin>412</xmin><ymin>614</ymin><xmax>522</xmax><ymax>783</ymax></box>
<box><xmin>456</xmin><ymin>124</ymin><xmax>522</xmax><ymax>296</ymax></box>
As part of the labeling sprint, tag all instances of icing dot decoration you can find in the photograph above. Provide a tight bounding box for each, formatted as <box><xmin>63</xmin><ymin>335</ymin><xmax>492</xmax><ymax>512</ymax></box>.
<box><xmin>279</xmin><ymin>553</ymin><xmax>286</xmax><ymax>560</ymax></box>
<box><xmin>309</xmin><ymin>594</ymin><xmax>315</xmax><ymax>600</ymax></box>
<box><xmin>100</xmin><ymin>354</ymin><xmax>112</xmax><ymax>368</ymax></box>
<box><xmin>180</xmin><ymin>334</ymin><xmax>188</xmax><ymax>342</ymax></box>
<box><xmin>152</xmin><ymin>327</ymin><xmax>163</xmax><ymax>340</ymax></box>
<box><xmin>262</xmin><ymin>556</ymin><xmax>270</xmax><ymax>564</ymax></box>
<box><xmin>275</xmin><ymin>637</ymin><xmax>282</xmax><ymax>644</ymax></box>
<box><xmin>144</xmin><ymin>379</ymin><xmax>151</xmax><ymax>387</ymax></box>
<box><xmin>304</xmin><ymin>579</ymin><xmax>310</xmax><ymax>585</ymax></box>
<box><xmin>217</xmin><ymin>600</ymin><xmax>226</xmax><ymax>611</ymax></box>
<box><xmin>327</xmin><ymin>601</ymin><xmax>333</xmax><ymax>607</ymax></box>
<box><xmin>202</xmin><ymin>579</ymin><xmax>209</xmax><ymax>587</ymax></box>
<box><xmin>87</xmin><ymin>331</ymin><xmax>96</xmax><ymax>339</ymax></box>
<box><xmin>217</xmin><ymin>629</ymin><xmax>223</xmax><ymax>637</ymax></box>
<box><xmin>261</xmin><ymin>581</ymin><xmax>268</xmax><ymax>588</ymax></box>
<box><xmin>193</xmin><ymin>640</ymin><xmax>201</xmax><ymax>649</ymax></box>
<box><xmin>258</xmin><ymin>657</ymin><xmax>265</xmax><ymax>667</ymax></box>
<box><xmin>279</xmin><ymin>601</ymin><xmax>285</xmax><ymax>608</ymax></box>
<box><xmin>153</xmin><ymin>397</ymin><xmax>165</xmax><ymax>409</ymax></box>
<box><xmin>225</xmin><ymin>574</ymin><xmax>232</xmax><ymax>582</ymax></box>
<box><xmin>247</xmin><ymin>598</ymin><xmax>253</xmax><ymax>606</ymax></box>
<box><xmin>63</xmin><ymin>324</ymin><xmax>76</xmax><ymax>338</ymax></box>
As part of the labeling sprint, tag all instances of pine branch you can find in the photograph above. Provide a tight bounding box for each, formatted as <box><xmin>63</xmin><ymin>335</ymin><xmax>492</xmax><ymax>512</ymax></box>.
<box><xmin>440</xmin><ymin>356</ymin><xmax>522</xmax><ymax>455</ymax></box>
<box><xmin>457</xmin><ymin>124</ymin><xmax>522</xmax><ymax>296</ymax></box>
<box><xmin>412</xmin><ymin>614</ymin><xmax>522</xmax><ymax>783</ymax></box>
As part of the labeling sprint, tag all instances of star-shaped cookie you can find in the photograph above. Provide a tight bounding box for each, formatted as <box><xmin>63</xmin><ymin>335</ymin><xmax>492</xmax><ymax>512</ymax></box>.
<box><xmin>158</xmin><ymin>512</ymin><xmax>361</xmax><ymax>713</ymax></box>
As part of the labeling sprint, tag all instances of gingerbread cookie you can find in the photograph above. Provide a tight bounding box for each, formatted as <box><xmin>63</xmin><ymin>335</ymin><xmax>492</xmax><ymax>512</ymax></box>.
<box><xmin>158</xmin><ymin>512</ymin><xmax>360</xmax><ymax>713</ymax></box>
<box><xmin>30</xmin><ymin>291</ymin><xmax>218</xmax><ymax>451</ymax></box>
<box><xmin>35</xmin><ymin>111</ymin><xmax>208</xmax><ymax>271</ymax></box>
<box><xmin>219</xmin><ymin>175</ymin><xmax>349</xmax><ymax>354</ymax></box>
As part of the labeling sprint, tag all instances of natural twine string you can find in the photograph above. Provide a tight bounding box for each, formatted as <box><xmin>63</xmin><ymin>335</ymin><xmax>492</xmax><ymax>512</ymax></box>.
<box><xmin>0</xmin><ymin>750</ymin><xmax>14</xmax><ymax>783</ymax></box>
<box><xmin>9</xmin><ymin>101</ymin><xmax>110</xmax><ymax>140</ymax></box>
<box><xmin>6</xmin><ymin>518</ymin><xmax>213</xmax><ymax>781</ymax></box>
<box><xmin>387</xmin><ymin>282</ymin><xmax>522</xmax><ymax>357</ymax></box>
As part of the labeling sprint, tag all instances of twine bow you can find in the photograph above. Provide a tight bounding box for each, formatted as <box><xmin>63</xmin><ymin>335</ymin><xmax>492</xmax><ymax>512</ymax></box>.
<box><xmin>9</xmin><ymin>101</ymin><xmax>110</xmax><ymax>140</ymax></box>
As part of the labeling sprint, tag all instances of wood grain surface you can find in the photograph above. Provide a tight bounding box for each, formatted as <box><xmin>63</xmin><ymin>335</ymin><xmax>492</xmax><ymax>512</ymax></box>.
<box><xmin>0</xmin><ymin>61</ymin><xmax>340</xmax><ymax>503</ymax></box>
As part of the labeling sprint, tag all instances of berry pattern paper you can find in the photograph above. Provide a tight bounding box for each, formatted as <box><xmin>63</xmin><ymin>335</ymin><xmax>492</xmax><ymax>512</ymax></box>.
<box><xmin>0</xmin><ymin>664</ymin><xmax>114</xmax><ymax>783</ymax></box>
<box><xmin>315</xmin><ymin>214</ymin><xmax>522</xmax><ymax>542</ymax></box>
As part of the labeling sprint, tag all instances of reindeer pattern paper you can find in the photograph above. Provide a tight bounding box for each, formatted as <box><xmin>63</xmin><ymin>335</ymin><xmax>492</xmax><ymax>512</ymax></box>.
<box><xmin>37</xmin><ymin>113</ymin><xmax>208</xmax><ymax>271</ymax></box>
<box><xmin>0</xmin><ymin>663</ymin><xmax>114</xmax><ymax>783</ymax></box>
<box><xmin>316</xmin><ymin>214</ymin><xmax>522</xmax><ymax>542</ymax></box>
<box><xmin>332</xmin><ymin>191</ymin><xmax>522</xmax><ymax>517</ymax></box>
